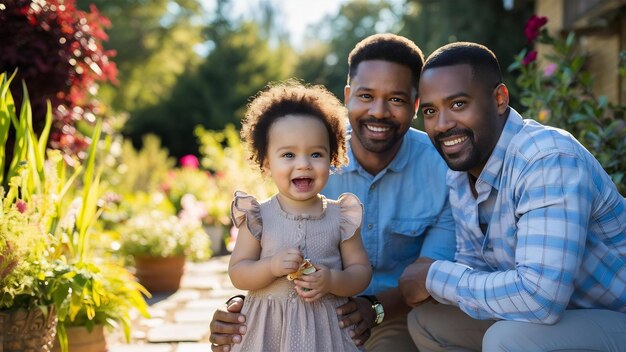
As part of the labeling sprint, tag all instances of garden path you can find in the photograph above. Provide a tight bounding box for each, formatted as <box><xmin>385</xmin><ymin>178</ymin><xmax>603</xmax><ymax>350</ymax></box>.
<box><xmin>107</xmin><ymin>254</ymin><xmax>241</xmax><ymax>352</ymax></box>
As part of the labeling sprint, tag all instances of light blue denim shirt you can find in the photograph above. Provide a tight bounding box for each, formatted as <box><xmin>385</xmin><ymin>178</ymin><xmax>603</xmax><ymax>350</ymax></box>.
<box><xmin>322</xmin><ymin>127</ymin><xmax>456</xmax><ymax>295</ymax></box>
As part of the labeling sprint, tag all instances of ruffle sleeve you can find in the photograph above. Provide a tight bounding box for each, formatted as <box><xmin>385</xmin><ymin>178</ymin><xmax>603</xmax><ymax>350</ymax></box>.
<box><xmin>230</xmin><ymin>191</ymin><xmax>263</xmax><ymax>240</ymax></box>
<box><xmin>338</xmin><ymin>193</ymin><xmax>363</xmax><ymax>242</ymax></box>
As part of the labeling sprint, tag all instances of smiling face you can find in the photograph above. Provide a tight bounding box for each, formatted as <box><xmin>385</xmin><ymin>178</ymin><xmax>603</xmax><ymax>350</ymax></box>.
<box><xmin>345</xmin><ymin>60</ymin><xmax>418</xmax><ymax>172</ymax></box>
<box><xmin>263</xmin><ymin>114</ymin><xmax>331</xmax><ymax>211</ymax></box>
<box><xmin>419</xmin><ymin>64</ymin><xmax>509</xmax><ymax>177</ymax></box>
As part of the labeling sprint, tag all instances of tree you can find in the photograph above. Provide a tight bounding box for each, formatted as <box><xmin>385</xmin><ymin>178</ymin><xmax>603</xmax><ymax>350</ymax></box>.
<box><xmin>0</xmin><ymin>0</ymin><xmax>117</xmax><ymax>156</ymax></box>
<box><xmin>75</xmin><ymin>0</ymin><xmax>205</xmax><ymax>113</ymax></box>
<box><xmin>295</xmin><ymin>0</ymin><xmax>398</xmax><ymax>98</ymax></box>
<box><xmin>125</xmin><ymin>18</ymin><xmax>295</xmax><ymax>158</ymax></box>
<box><xmin>400</xmin><ymin>0</ymin><xmax>534</xmax><ymax>105</ymax></box>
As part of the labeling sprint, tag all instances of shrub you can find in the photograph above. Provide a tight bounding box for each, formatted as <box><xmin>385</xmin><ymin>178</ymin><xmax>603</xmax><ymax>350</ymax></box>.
<box><xmin>509</xmin><ymin>15</ymin><xmax>626</xmax><ymax>195</ymax></box>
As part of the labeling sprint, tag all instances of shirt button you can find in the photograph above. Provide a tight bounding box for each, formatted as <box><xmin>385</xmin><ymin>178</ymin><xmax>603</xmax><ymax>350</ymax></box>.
<box><xmin>370</xmin><ymin>184</ymin><xmax>376</xmax><ymax>190</ymax></box>
<box><xmin>367</xmin><ymin>224</ymin><xmax>373</xmax><ymax>230</ymax></box>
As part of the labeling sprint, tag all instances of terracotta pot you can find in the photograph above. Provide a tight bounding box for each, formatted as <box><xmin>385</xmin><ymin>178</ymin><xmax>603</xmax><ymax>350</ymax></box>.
<box><xmin>134</xmin><ymin>255</ymin><xmax>185</xmax><ymax>293</ymax></box>
<box><xmin>52</xmin><ymin>325</ymin><xmax>106</xmax><ymax>352</ymax></box>
<box><xmin>0</xmin><ymin>306</ymin><xmax>57</xmax><ymax>352</ymax></box>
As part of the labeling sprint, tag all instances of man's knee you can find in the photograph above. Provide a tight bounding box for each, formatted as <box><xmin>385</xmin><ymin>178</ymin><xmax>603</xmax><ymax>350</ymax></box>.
<box><xmin>482</xmin><ymin>321</ymin><xmax>529</xmax><ymax>352</ymax></box>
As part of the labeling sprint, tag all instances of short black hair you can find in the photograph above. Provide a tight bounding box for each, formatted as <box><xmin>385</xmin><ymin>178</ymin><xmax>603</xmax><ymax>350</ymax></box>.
<box><xmin>423</xmin><ymin>42</ymin><xmax>502</xmax><ymax>91</ymax></box>
<box><xmin>347</xmin><ymin>33</ymin><xmax>424</xmax><ymax>91</ymax></box>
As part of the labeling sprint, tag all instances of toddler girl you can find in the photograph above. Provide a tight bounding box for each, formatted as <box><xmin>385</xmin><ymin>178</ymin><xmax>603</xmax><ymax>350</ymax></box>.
<box><xmin>228</xmin><ymin>81</ymin><xmax>372</xmax><ymax>352</ymax></box>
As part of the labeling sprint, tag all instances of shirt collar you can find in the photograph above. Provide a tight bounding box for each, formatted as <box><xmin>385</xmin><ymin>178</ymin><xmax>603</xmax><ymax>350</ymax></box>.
<box><xmin>447</xmin><ymin>108</ymin><xmax>524</xmax><ymax>191</ymax></box>
<box><xmin>339</xmin><ymin>129</ymin><xmax>412</xmax><ymax>174</ymax></box>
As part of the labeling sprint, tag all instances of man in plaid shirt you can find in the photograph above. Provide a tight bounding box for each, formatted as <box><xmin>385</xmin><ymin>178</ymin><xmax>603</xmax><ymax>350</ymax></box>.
<box><xmin>400</xmin><ymin>41</ymin><xmax>626</xmax><ymax>351</ymax></box>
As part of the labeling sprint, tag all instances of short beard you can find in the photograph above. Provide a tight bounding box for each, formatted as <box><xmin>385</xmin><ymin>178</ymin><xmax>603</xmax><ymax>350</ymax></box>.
<box><xmin>433</xmin><ymin>128</ymin><xmax>481</xmax><ymax>171</ymax></box>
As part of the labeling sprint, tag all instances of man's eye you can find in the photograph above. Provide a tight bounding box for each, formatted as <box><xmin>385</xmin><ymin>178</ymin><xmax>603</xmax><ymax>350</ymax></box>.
<box><xmin>390</xmin><ymin>97</ymin><xmax>406</xmax><ymax>104</ymax></box>
<box><xmin>358</xmin><ymin>93</ymin><xmax>372</xmax><ymax>100</ymax></box>
<box><xmin>452</xmin><ymin>101</ymin><xmax>465</xmax><ymax>109</ymax></box>
<box><xmin>422</xmin><ymin>108</ymin><xmax>435</xmax><ymax>116</ymax></box>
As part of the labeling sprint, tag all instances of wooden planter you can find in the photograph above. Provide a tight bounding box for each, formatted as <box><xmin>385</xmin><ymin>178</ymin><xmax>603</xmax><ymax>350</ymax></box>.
<box><xmin>52</xmin><ymin>325</ymin><xmax>106</xmax><ymax>352</ymax></box>
<box><xmin>134</xmin><ymin>255</ymin><xmax>185</xmax><ymax>293</ymax></box>
<box><xmin>0</xmin><ymin>306</ymin><xmax>57</xmax><ymax>352</ymax></box>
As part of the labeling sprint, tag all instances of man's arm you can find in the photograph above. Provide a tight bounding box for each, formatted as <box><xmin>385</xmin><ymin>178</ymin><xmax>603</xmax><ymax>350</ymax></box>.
<box><xmin>209</xmin><ymin>296</ymin><xmax>247</xmax><ymax>352</ymax></box>
<box><xmin>428</xmin><ymin>153</ymin><xmax>593</xmax><ymax>324</ymax></box>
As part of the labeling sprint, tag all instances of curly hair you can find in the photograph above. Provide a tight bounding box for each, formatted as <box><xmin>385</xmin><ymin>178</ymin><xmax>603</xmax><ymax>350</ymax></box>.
<box><xmin>347</xmin><ymin>33</ymin><xmax>424</xmax><ymax>91</ymax></box>
<box><xmin>241</xmin><ymin>80</ymin><xmax>348</xmax><ymax>173</ymax></box>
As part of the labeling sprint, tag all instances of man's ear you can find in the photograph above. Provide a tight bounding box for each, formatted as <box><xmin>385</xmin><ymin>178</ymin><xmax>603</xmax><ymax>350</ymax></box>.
<box><xmin>494</xmin><ymin>83</ymin><xmax>509</xmax><ymax>115</ymax></box>
<box><xmin>344</xmin><ymin>85</ymin><xmax>351</xmax><ymax>105</ymax></box>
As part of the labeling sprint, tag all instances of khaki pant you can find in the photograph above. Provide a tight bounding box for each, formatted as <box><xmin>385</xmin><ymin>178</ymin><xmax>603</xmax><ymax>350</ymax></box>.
<box><xmin>365</xmin><ymin>313</ymin><xmax>418</xmax><ymax>352</ymax></box>
<box><xmin>408</xmin><ymin>302</ymin><xmax>626</xmax><ymax>352</ymax></box>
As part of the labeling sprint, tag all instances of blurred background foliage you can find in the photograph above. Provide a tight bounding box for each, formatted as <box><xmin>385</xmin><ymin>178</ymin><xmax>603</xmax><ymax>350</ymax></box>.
<box><xmin>68</xmin><ymin>0</ymin><xmax>534</xmax><ymax>158</ymax></box>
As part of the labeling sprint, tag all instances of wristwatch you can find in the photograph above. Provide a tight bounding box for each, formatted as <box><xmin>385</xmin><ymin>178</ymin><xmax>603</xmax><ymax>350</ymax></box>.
<box><xmin>360</xmin><ymin>295</ymin><xmax>384</xmax><ymax>326</ymax></box>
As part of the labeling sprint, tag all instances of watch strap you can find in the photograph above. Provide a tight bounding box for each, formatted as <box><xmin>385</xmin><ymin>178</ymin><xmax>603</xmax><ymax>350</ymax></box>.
<box><xmin>359</xmin><ymin>295</ymin><xmax>384</xmax><ymax>325</ymax></box>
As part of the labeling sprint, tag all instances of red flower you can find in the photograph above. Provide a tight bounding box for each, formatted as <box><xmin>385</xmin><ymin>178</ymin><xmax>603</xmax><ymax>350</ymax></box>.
<box><xmin>522</xmin><ymin>50</ymin><xmax>538</xmax><ymax>65</ymax></box>
<box><xmin>524</xmin><ymin>15</ymin><xmax>548</xmax><ymax>43</ymax></box>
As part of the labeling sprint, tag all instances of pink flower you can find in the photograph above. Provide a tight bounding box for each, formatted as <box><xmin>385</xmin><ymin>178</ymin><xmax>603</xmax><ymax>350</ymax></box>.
<box><xmin>16</xmin><ymin>200</ymin><xmax>27</xmax><ymax>213</ymax></box>
<box><xmin>522</xmin><ymin>50</ymin><xmax>538</xmax><ymax>66</ymax></box>
<box><xmin>543</xmin><ymin>63</ymin><xmax>557</xmax><ymax>77</ymax></box>
<box><xmin>524</xmin><ymin>15</ymin><xmax>548</xmax><ymax>43</ymax></box>
<box><xmin>180</xmin><ymin>154</ymin><xmax>199</xmax><ymax>169</ymax></box>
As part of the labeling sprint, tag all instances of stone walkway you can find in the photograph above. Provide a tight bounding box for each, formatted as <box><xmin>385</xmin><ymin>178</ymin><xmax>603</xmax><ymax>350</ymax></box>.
<box><xmin>107</xmin><ymin>254</ymin><xmax>242</xmax><ymax>352</ymax></box>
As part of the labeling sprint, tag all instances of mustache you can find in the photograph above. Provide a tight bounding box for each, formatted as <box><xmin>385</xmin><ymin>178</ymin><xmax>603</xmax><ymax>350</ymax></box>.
<box><xmin>435</xmin><ymin>128</ymin><xmax>473</xmax><ymax>142</ymax></box>
<box><xmin>359</xmin><ymin>118</ymin><xmax>398</xmax><ymax>128</ymax></box>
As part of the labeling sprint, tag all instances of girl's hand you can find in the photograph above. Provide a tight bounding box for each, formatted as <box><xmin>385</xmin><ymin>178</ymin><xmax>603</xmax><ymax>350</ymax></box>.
<box><xmin>270</xmin><ymin>247</ymin><xmax>303</xmax><ymax>278</ymax></box>
<box><xmin>294</xmin><ymin>264</ymin><xmax>331</xmax><ymax>302</ymax></box>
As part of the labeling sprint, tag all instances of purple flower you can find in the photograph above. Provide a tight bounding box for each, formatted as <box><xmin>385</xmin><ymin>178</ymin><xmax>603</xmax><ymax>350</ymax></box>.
<box><xmin>522</xmin><ymin>50</ymin><xmax>538</xmax><ymax>66</ymax></box>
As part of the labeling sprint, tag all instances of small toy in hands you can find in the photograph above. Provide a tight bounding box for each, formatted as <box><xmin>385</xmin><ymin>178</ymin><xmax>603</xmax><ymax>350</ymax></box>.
<box><xmin>287</xmin><ymin>258</ymin><xmax>316</xmax><ymax>281</ymax></box>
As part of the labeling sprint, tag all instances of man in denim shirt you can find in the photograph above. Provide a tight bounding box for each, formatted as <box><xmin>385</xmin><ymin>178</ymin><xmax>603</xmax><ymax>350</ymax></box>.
<box><xmin>209</xmin><ymin>34</ymin><xmax>456</xmax><ymax>352</ymax></box>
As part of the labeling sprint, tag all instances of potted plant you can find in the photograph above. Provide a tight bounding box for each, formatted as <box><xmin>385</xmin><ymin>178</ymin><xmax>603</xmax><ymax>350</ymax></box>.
<box><xmin>0</xmin><ymin>71</ymin><xmax>86</xmax><ymax>352</ymax></box>
<box><xmin>117</xmin><ymin>206</ymin><xmax>211</xmax><ymax>293</ymax></box>
<box><xmin>1</xmin><ymin>72</ymin><xmax>149</xmax><ymax>352</ymax></box>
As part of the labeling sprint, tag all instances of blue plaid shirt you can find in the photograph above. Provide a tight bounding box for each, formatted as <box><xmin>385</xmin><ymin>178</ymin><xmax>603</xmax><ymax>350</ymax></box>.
<box><xmin>427</xmin><ymin>108</ymin><xmax>626</xmax><ymax>323</ymax></box>
<box><xmin>323</xmin><ymin>127</ymin><xmax>456</xmax><ymax>295</ymax></box>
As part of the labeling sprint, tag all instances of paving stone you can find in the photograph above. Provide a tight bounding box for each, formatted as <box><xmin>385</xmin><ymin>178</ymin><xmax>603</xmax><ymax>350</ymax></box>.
<box><xmin>107</xmin><ymin>255</ymin><xmax>233</xmax><ymax>349</ymax></box>
<box><xmin>175</xmin><ymin>342</ymin><xmax>213</xmax><ymax>352</ymax></box>
<box><xmin>181</xmin><ymin>275</ymin><xmax>220</xmax><ymax>290</ymax></box>
<box><xmin>186</xmin><ymin>298</ymin><xmax>228</xmax><ymax>309</ymax></box>
<box><xmin>174</xmin><ymin>308</ymin><xmax>213</xmax><ymax>323</ymax></box>
<box><xmin>147</xmin><ymin>323</ymin><xmax>209</xmax><ymax>343</ymax></box>
<box><xmin>168</xmin><ymin>289</ymin><xmax>202</xmax><ymax>302</ymax></box>
<box><xmin>108</xmin><ymin>343</ymin><xmax>174</xmax><ymax>352</ymax></box>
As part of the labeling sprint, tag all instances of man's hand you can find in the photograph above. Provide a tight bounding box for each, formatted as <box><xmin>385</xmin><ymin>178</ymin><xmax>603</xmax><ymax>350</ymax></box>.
<box><xmin>209</xmin><ymin>297</ymin><xmax>247</xmax><ymax>352</ymax></box>
<box><xmin>335</xmin><ymin>297</ymin><xmax>377</xmax><ymax>346</ymax></box>
<box><xmin>398</xmin><ymin>257</ymin><xmax>434</xmax><ymax>307</ymax></box>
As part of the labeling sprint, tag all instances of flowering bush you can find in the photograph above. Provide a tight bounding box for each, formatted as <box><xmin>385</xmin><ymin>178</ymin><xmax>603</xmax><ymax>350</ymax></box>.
<box><xmin>161</xmin><ymin>154</ymin><xmax>231</xmax><ymax>227</ymax></box>
<box><xmin>509</xmin><ymin>15</ymin><xmax>626</xmax><ymax>195</ymax></box>
<box><xmin>0</xmin><ymin>0</ymin><xmax>117</xmax><ymax>156</ymax></box>
<box><xmin>0</xmin><ymin>73</ymin><xmax>149</xmax><ymax>351</ymax></box>
<box><xmin>118</xmin><ymin>209</ymin><xmax>211</xmax><ymax>261</ymax></box>
<box><xmin>195</xmin><ymin>124</ymin><xmax>277</xmax><ymax>251</ymax></box>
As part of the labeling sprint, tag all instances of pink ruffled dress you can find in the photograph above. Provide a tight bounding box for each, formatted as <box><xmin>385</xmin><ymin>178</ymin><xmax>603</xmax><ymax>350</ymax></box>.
<box><xmin>230</xmin><ymin>191</ymin><xmax>364</xmax><ymax>352</ymax></box>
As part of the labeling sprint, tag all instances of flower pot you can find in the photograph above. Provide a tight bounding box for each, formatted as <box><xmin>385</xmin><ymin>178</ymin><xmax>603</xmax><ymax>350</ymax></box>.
<box><xmin>205</xmin><ymin>224</ymin><xmax>227</xmax><ymax>256</ymax></box>
<box><xmin>134</xmin><ymin>255</ymin><xmax>185</xmax><ymax>293</ymax></box>
<box><xmin>52</xmin><ymin>325</ymin><xmax>106</xmax><ymax>352</ymax></box>
<box><xmin>0</xmin><ymin>306</ymin><xmax>57</xmax><ymax>352</ymax></box>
